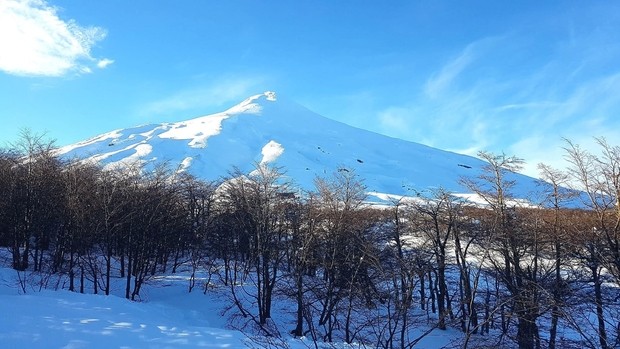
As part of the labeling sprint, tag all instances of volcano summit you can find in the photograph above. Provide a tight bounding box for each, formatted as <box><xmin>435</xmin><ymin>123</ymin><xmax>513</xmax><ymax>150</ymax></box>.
<box><xmin>59</xmin><ymin>91</ymin><xmax>540</xmax><ymax>201</ymax></box>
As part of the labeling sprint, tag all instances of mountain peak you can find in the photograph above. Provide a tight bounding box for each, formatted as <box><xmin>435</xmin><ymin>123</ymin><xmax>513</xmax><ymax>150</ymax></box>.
<box><xmin>263</xmin><ymin>91</ymin><xmax>277</xmax><ymax>101</ymax></box>
<box><xmin>247</xmin><ymin>90</ymin><xmax>278</xmax><ymax>103</ymax></box>
<box><xmin>59</xmin><ymin>92</ymin><xmax>541</xmax><ymax>202</ymax></box>
<box><xmin>223</xmin><ymin>91</ymin><xmax>278</xmax><ymax>115</ymax></box>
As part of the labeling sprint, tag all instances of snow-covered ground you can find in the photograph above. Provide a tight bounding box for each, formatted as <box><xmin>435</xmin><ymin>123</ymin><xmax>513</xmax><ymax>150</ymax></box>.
<box><xmin>0</xmin><ymin>263</ymin><xmax>460</xmax><ymax>349</ymax></box>
<box><xmin>0</xmin><ymin>267</ymin><xmax>248</xmax><ymax>348</ymax></box>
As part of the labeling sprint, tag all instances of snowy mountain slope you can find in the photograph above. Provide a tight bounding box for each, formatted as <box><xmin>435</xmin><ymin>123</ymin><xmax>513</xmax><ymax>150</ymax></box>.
<box><xmin>59</xmin><ymin>91</ymin><xmax>542</xmax><ymax>201</ymax></box>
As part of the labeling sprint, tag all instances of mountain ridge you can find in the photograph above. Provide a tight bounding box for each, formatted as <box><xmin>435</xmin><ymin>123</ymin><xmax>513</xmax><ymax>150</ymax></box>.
<box><xmin>58</xmin><ymin>91</ymin><xmax>541</xmax><ymax>202</ymax></box>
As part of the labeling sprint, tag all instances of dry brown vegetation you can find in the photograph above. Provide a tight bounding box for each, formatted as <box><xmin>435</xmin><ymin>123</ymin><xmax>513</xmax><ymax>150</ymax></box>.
<box><xmin>1</xmin><ymin>131</ymin><xmax>619</xmax><ymax>349</ymax></box>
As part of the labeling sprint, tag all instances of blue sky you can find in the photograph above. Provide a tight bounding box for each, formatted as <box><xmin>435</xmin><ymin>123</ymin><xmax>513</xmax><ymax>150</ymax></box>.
<box><xmin>1</xmin><ymin>0</ymin><xmax>619</xmax><ymax>177</ymax></box>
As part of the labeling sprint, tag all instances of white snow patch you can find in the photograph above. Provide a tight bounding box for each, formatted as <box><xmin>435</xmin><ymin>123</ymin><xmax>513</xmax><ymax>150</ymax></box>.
<box><xmin>259</xmin><ymin>140</ymin><xmax>284</xmax><ymax>165</ymax></box>
<box><xmin>133</xmin><ymin>143</ymin><xmax>153</xmax><ymax>157</ymax></box>
<box><xmin>453</xmin><ymin>193</ymin><xmax>538</xmax><ymax>208</ymax></box>
<box><xmin>221</xmin><ymin>91</ymin><xmax>276</xmax><ymax>115</ymax></box>
<box><xmin>93</xmin><ymin>143</ymin><xmax>153</xmax><ymax>171</ymax></box>
<box><xmin>158</xmin><ymin>112</ymin><xmax>230</xmax><ymax>149</ymax></box>
<box><xmin>224</xmin><ymin>96</ymin><xmax>263</xmax><ymax>115</ymax></box>
<box><xmin>178</xmin><ymin>157</ymin><xmax>193</xmax><ymax>172</ymax></box>
<box><xmin>366</xmin><ymin>192</ymin><xmax>428</xmax><ymax>207</ymax></box>
<box><xmin>89</xmin><ymin>145</ymin><xmax>133</xmax><ymax>163</ymax></box>
<box><xmin>56</xmin><ymin>129</ymin><xmax>123</xmax><ymax>155</ymax></box>
<box><xmin>367</xmin><ymin>192</ymin><xmax>407</xmax><ymax>202</ymax></box>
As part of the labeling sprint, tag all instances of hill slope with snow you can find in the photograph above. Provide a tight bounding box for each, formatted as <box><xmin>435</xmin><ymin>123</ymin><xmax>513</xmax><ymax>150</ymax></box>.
<box><xmin>59</xmin><ymin>91</ymin><xmax>541</xmax><ymax>201</ymax></box>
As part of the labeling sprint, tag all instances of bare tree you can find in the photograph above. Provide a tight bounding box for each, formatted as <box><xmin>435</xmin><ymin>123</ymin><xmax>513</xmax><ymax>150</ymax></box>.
<box><xmin>536</xmin><ymin>163</ymin><xmax>574</xmax><ymax>349</ymax></box>
<box><xmin>57</xmin><ymin>161</ymin><xmax>101</xmax><ymax>292</ymax></box>
<box><xmin>373</xmin><ymin>199</ymin><xmax>419</xmax><ymax>349</ymax></box>
<box><xmin>562</xmin><ymin>138</ymin><xmax>620</xmax><ymax>349</ymax></box>
<box><xmin>220</xmin><ymin>164</ymin><xmax>295</xmax><ymax>327</ymax></box>
<box><xmin>410</xmin><ymin>188</ymin><xmax>460</xmax><ymax>330</ymax></box>
<box><xmin>564</xmin><ymin>138</ymin><xmax>620</xmax><ymax>283</ymax></box>
<box><xmin>3</xmin><ymin>130</ymin><xmax>62</xmax><ymax>271</ymax></box>
<box><xmin>461</xmin><ymin>151</ymin><xmax>543</xmax><ymax>349</ymax></box>
<box><xmin>310</xmin><ymin>168</ymin><xmax>381</xmax><ymax>343</ymax></box>
<box><xmin>175</xmin><ymin>173</ymin><xmax>218</xmax><ymax>292</ymax></box>
<box><xmin>286</xmin><ymin>192</ymin><xmax>320</xmax><ymax>338</ymax></box>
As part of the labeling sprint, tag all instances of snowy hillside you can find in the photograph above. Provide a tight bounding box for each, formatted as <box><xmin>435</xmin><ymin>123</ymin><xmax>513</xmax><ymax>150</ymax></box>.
<box><xmin>59</xmin><ymin>91</ymin><xmax>541</xmax><ymax>201</ymax></box>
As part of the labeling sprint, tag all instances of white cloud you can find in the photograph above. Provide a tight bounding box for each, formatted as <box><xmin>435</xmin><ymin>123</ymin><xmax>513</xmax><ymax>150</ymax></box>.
<box><xmin>423</xmin><ymin>36</ymin><xmax>504</xmax><ymax>100</ymax></box>
<box><xmin>97</xmin><ymin>58</ymin><xmax>114</xmax><ymax>69</ymax></box>
<box><xmin>493</xmin><ymin>101</ymin><xmax>560</xmax><ymax>112</ymax></box>
<box><xmin>504</xmin><ymin>74</ymin><xmax>620</xmax><ymax>177</ymax></box>
<box><xmin>0</xmin><ymin>0</ymin><xmax>109</xmax><ymax>77</ymax></box>
<box><xmin>378</xmin><ymin>107</ymin><xmax>412</xmax><ymax>137</ymax></box>
<box><xmin>424</xmin><ymin>49</ymin><xmax>473</xmax><ymax>99</ymax></box>
<box><xmin>412</xmin><ymin>28</ymin><xmax>620</xmax><ymax>178</ymax></box>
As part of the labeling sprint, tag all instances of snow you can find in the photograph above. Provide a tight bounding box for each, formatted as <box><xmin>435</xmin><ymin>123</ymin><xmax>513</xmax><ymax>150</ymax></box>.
<box><xmin>0</xmin><ymin>262</ymin><xmax>253</xmax><ymax>348</ymax></box>
<box><xmin>179</xmin><ymin>156</ymin><xmax>193</xmax><ymax>172</ymax></box>
<box><xmin>259</xmin><ymin>140</ymin><xmax>284</xmax><ymax>165</ymax></box>
<box><xmin>0</xmin><ymin>274</ymin><xmax>247</xmax><ymax>348</ymax></box>
<box><xmin>58</xmin><ymin>129</ymin><xmax>124</xmax><ymax>155</ymax></box>
<box><xmin>0</xmin><ymin>263</ymin><xmax>461</xmax><ymax>349</ymax></box>
<box><xmin>158</xmin><ymin>112</ymin><xmax>231</xmax><ymax>149</ymax></box>
<box><xmin>222</xmin><ymin>93</ymin><xmax>266</xmax><ymax>115</ymax></box>
<box><xmin>57</xmin><ymin>91</ymin><xmax>546</xmax><ymax>203</ymax></box>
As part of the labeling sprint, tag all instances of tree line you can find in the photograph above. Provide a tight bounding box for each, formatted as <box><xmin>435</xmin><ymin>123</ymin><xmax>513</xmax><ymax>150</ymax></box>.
<box><xmin>1</xmin><ymin>131</ymin><xmax>619</xmax><ymax>349</ymax></box>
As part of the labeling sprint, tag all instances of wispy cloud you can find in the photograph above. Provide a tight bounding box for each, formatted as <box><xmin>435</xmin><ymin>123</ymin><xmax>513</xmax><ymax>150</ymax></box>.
<box><xmin>424</xmin><ymin>45</ymin><xmax>475</xmax><ymax>99</ymax></box>
<box><xmin>423</xmin><ymin>35</ymin><xmax>507</xmax><ymax>100</ymax></box>
<box><xmin>493</xmin><ymin>101</ymin><xmax>560</xmax><ymax>112</ymax></box>
<box><xmin>140</xmin><ymin>77</ymin><xmax>265</xmax><ymax>118</ymax></box>
<box><xmin>0</xmin><ymin>0</ymin><xmax>110</xmax><ymax>77</ymax></box>
<box><xmin>378</xmin><ymin>107</ymin><xmax>413</xmax><ymax>138</ymax></box>
<box><xmin>96</xmin><ymin>58</ymin><xmax>114</xmax><ymax>69</ymax></box>
<box><xmin>374</xmin><ymin>11</ymin><xmax>620</xmax><ymax>179</ymax></box>
<box><xmin>509</xmin><ymin>72</ymin><xmax>620</xmax><ymax>177</ymax></box>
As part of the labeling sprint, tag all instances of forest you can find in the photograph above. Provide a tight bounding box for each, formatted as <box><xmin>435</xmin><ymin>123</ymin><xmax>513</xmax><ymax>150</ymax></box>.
<box><xmin>1</xmin><ymin>131</ymin><xmax>619</xmax><ymax>349</ymax></box>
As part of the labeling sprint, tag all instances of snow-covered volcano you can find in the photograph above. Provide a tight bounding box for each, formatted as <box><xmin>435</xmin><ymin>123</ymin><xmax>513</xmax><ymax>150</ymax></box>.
<box><xmin>59</xmin><ymin>91</ymin><xmax>541</xmax><ymax>201</ymax></box>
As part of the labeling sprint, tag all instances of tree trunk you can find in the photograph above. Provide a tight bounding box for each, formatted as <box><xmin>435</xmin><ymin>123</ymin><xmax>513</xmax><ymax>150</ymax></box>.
<box><xmin>593</xmin><ymin>265</ymin><xmax>608</xmax><ymax>349</ymax></box>
<box><xmin>437</xmin><ymin>261</ymin><xmax>447</xmax><ymax>330</ymax></box>
<box><xmin>549</xmin><ymin>242</ymin><xmax>561</xmax><ymax>349</ymax></box>
<box><xmin>293</xmin><ymin>272</ymin><xmax>304</xmax><ymax>337</ymax></box>
<box><xmin>419</xmin><ymin>270</ymin><xmax>425</xmax><ymax>310</ymax></box>
<box><xmin>429</xmin><ymin>269</ymin><xmax>436</xmax><ymax>314</ymax></box>
<box><xmin>125</xmin><ymin>250</ymin><xmax>132</xmax><ymax>299</ymax></box>
<box><xmin>80</xmin><ymin>264</ymin><xmax>84</xmax><ymax>293</ymax></box>
<box><xmin>105</xmin><ymin>247</ymin><xmax>111</xmax><ymax>296</ymax></box>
